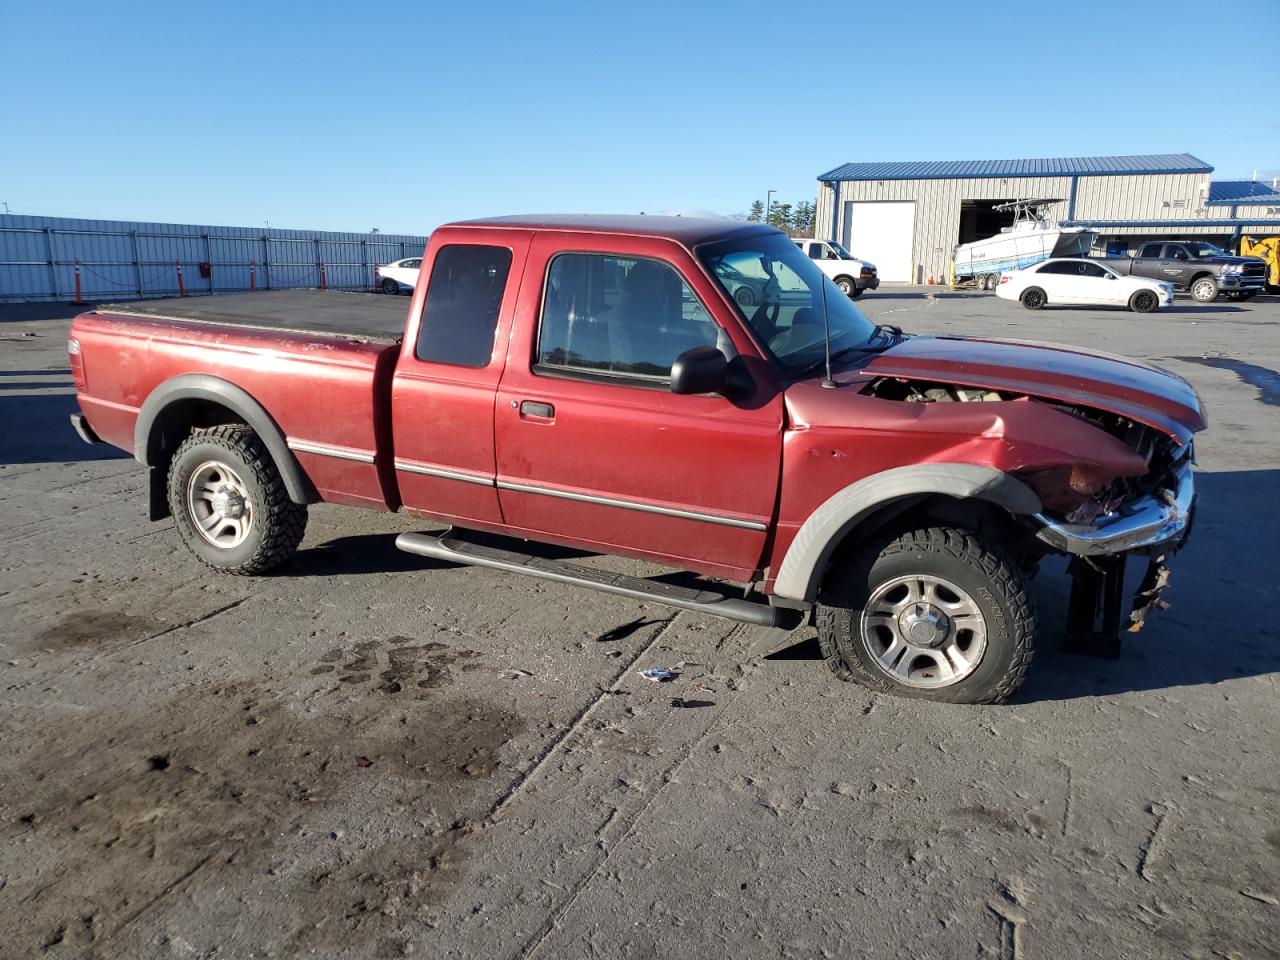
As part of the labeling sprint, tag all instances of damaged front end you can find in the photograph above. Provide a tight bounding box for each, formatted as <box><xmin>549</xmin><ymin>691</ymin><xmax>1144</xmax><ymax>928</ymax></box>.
<box><xmin>863</xmin><ymin>376</ymin><xmax>1198</xmax><ymax>654</ymax></box>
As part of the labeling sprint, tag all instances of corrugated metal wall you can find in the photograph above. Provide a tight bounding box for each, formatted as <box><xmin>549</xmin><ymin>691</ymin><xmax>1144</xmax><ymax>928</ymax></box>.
<box><xmin>814</xmin><ymin>171</ymin><xmax>1240</xmax><ymax>282</ymax></box>
<box><xmin>0</xmin><ymin>214</ymin><xmax>430</xmax><ymax>302</ymax></box>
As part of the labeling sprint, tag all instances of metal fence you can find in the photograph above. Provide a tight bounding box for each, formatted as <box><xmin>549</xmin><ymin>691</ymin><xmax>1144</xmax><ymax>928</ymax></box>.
<box><xmin>0</xmin><ymin>214</ymin><xmax>430</xmax><ymax>302</ymax></box>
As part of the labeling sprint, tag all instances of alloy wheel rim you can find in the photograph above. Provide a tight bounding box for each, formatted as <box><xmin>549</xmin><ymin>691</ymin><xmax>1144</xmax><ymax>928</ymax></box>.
<box><xmin>860</xmin><ymin>574</ymin><xmax>988</xmax><ymax>688</ymax></box>
<box><xmin>187</xmin><ymin>460</ymin><xmax>253</xmax><ymax>549</ymax></box>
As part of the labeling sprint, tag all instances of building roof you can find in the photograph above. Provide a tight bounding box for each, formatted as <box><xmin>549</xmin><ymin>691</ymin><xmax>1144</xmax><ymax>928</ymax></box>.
<box><xmin>817</xmin><ymin>153</ymin><xmax>1213</xmax><ymax>182</ymax></box>
<box><xmin>449</xmin><ymin>213</ymin><xmax>772</xmax><ymax>245</ymax></box>
<box><xmin>1207</xmin><ymin>180</ymin><xmax>1280</xmax><ymax>205</ymax></box>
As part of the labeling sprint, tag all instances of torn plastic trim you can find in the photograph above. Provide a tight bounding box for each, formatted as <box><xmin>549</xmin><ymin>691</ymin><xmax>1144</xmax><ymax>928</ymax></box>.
<box><xmin>1032</xmin><ymin>462</ymin><xmax>1194</xmax><ymax>557</ymax></box>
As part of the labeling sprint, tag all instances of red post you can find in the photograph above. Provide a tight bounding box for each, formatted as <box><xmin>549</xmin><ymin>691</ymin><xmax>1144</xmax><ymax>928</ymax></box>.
<box><xmin>176</xmin><ymin>260</ymin><xmax>185</xmax><ymax>297</ymax></box>
<box><xmin>319</xmin><ymin>260</ymin><xmax>327</xmax><ymax>290</ymax></box>
<box><xmin>74</xmin><ymin>260</ymin><xmax>83</xmax><ymax>304</ymax></box>
<box><xmin>249</xmin><ymin>260</ymin><xmax>256</xmax><ymax>291</ymax></box>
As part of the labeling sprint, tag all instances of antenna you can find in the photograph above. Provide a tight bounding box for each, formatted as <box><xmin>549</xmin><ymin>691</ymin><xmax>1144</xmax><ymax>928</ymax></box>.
<box><xmin>819</xmin><ymin>275</ymin><xmax>836</xmax><ymax>389</ymax></box>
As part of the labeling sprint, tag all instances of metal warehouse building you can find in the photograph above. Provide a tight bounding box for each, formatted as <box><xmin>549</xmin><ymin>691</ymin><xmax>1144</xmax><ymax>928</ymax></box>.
<box><xmin>814</xmin><ymin>153</ymin><xmax>1280</xmax><ymax>284</ymax></box>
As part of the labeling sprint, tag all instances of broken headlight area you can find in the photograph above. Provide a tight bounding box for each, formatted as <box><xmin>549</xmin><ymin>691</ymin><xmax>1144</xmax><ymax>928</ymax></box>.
<box><xmin>1026</xmin><ymin>430</ymin><xmax>1192</xmax><ymax>528</ymax></box>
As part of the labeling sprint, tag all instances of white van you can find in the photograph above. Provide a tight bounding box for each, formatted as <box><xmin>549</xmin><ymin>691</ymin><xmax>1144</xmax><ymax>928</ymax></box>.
<box><xmin>791</xmin><ymin>238</ymin><xmax>879</xmax><ymax>298</ymax></box>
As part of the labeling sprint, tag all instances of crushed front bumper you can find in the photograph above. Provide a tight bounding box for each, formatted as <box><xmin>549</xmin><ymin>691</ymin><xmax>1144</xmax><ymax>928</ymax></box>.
<box><xmin>1032</xmin><ymin>462</ymin><xmax>1195</xmax><ymax>557</ymax></box>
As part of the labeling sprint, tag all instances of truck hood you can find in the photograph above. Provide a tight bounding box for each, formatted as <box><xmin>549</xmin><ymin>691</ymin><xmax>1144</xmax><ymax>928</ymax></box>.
<box><xmin>830</xmin><ymin>335</ymin><xmax>1207</xmax><ymax>443</ymax></box>
<box><xmin>1200</xmin><ymin>255</ymin><xmax>1266</xmax><ymax>266</ymax></box>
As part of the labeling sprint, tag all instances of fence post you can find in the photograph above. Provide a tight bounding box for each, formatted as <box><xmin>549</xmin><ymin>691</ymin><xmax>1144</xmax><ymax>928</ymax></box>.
<box><xmin>320</xmin><ymin>259</ymin><xmax>327</xmax><ymax>290</ymax></box>
<box><xmin>176</xmin><ymin>260</ymin><xmax>185</xmax><ymax>297</ymax></box>
<box><xmin>131</xmin><ymin>230</ymin><xmax>143</xmax><ymax>297</ymax></box>
<box><xmin>44</xmin><ymin>227</ymin><xmax>59</xmax><ymax>300</ymax></box>
<box><xmin>262</xmin><ymin>236</ymin><xmax>271</xmax><ymax>290</ymax></box>
<box><xmin>361</xmin><ymin>238</ymin><xmax>369</xmax><ymax>291</ymax></box>
<box><xmin>204</xmin><ymin>233</ymin><xmax>214</xmax><ymax>295</ymax></box>
<box><xmin>315</xmin><ymin>238</ymin><xmax>322</xmax><ymax>289</ymax></box>
<box><xmin>250</xmin><ymin>259</ymin><xmax>256</xmax><ymax>291</ymax></box>
<box><xmin>75</xmin><ymin>260</ymin><xmax>83</xmax><ymax>304</ymax></box>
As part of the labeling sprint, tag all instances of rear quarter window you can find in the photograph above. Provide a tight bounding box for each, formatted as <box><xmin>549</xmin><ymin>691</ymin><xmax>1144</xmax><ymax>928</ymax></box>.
<box><xmin>415</xmin><ymin>245</ymin><xmax>512</xmax><ymax>367</ymax></box>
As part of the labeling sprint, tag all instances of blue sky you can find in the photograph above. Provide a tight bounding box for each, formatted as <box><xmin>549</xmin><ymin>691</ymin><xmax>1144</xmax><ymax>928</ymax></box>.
<box><xmin>2</xmin><ymin>0</ymin><xmax>1277</xmax><ymax>233</ymax></box>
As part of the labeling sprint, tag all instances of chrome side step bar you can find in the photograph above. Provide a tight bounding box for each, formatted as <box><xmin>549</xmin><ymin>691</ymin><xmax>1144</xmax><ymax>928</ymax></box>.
<box><xmin>395</xmin><ymin>532</ymin><xmax>792</xmax><ymax>628</ymax></box>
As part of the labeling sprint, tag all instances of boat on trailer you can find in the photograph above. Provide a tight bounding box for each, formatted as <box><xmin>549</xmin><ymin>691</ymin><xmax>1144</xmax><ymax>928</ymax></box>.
<box><xmin>954</xmin><ymin>199</ymin><xmax>1098</xmax><ymax>289</ymax></box>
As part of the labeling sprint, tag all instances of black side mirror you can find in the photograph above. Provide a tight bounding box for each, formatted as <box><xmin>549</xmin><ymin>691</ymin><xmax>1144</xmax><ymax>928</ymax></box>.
<box><xmin>670</xmin><ymin>346</ymin><xmax>729</xmax><ymax>395</ymax></box>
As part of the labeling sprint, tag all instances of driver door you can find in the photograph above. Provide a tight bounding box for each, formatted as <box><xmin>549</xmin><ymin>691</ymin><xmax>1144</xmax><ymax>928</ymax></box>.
<box><xmin>493</xmin><ymin>233</ymin><xmax>784</xmax><ymax>580</ymax></box>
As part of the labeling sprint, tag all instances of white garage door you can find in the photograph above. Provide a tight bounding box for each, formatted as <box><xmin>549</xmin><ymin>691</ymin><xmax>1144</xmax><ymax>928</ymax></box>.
<box><xmin>843</xmin><ymin>201</ymin><xmax>915</xmax><ymax>283</ymax></box>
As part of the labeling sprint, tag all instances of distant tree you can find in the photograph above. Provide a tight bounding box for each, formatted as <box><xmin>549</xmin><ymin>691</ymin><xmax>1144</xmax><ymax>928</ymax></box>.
<box><xmin>370</xmin><ymin>227</ymin><xmax>380</xmax><ymax>234</ymax></box>
<box><xmin>793</xmin><ymin>201</ymin><xmax>815</xmax><ymax>235</ymax></box>
<box><xmin>747</xmin><ymin>199</ymin><xmax>764</xmax><ymax>222</ymax></box>
<box><xmin>768</xmin><ymin>202</ymin><xmax>793</xmax><ymax>232</ymax></box>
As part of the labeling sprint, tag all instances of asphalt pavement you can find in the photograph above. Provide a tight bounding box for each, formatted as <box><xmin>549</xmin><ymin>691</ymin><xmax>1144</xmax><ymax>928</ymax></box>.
<box><xmin>1</xmin><ymin>288</ymin><xmax>1277</xmax><ymax>959</ymax></box>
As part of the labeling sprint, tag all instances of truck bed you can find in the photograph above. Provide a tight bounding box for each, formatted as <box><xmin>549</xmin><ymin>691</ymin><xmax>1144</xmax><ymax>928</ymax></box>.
<box><xmin>99</xmin><ymin>289</ymin><xmax>406</xmax><ymax>343</ymax></box>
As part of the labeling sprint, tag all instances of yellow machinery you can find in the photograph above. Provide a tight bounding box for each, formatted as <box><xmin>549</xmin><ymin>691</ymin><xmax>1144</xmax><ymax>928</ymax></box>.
<box><xmin>1240</xmin><ymin>235</ymin><xmax>1280</xmax><ymax>289</ymax></box>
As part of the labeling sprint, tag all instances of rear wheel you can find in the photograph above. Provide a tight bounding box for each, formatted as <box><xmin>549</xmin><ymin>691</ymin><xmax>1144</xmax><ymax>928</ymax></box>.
<box><xmin>984</xmin><ymin>274</ymin><xmax>998</xmax><ymax>291</ymax></box>
<box><xmin>1190</xmin><ymin>276</ymin><xmax>1218</xmax><ymax>303</ymax></box>
<box><xmin>381</xmin><ymin>277</ymin><xmax>399</xmax><ymax>295</ymax></box>
<box><xmin>1129</xmin><ymin>289</ymin><xmax>1159</xmax><ymax>313</ymax></box>
<box><xmin>1020</xmin><ymin>287</ymin><xmax>1046</xmax><ymax>310</ymax></box>
<box><xmin>816</xmin><ymin>527</ymin><xmax>1035</xmax><ymax>704</ymax></box>
<box><xmin>168</xmin><ymin>425</ymin><xmax>307</xmax><ymax>575</ymax></box>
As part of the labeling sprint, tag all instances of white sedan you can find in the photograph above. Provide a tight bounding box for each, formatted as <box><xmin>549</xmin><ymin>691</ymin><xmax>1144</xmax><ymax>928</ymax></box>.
<box><xmin>996</xmin><ymin>258</ymin><xmax>1173</xmax><ymax>312</ymax></box>
<box><xmin>375</xmin><ymin>257</ymin><xmax>422</xmax><ymax>295</ymax></box>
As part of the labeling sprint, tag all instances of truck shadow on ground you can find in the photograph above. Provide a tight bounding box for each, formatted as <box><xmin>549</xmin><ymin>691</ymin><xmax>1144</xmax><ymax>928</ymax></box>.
<box><xmin>0</xmin><ymin>378</ymin><xmax>130</xmax><ymax>465</ymax></box>
<box><xmin>770</xmin><ymin>469</ymin><xmax>1280</xmax><ymax>703</ymax></box>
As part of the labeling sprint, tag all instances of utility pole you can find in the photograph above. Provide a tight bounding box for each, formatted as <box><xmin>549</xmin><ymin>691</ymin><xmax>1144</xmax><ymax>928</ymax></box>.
<box><xmin>766</xmin><ymin>189</ymin><xmax>777</xmax><ymax>225</ymax></box>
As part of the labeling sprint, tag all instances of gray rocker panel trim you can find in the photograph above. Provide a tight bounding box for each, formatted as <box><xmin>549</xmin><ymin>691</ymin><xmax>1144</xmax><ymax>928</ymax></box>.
<box><xmin>772</xmin><ymin>463</ymin><xmax>1042</xmax><ymax>603</ymax></box>
<box><xmin>133</xmin><ymin>374</ymin><xmax>317</xmax><ymax>505</ymax></box>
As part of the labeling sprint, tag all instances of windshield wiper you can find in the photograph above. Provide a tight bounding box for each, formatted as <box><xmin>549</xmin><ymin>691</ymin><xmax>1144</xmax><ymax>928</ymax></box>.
<box><xmin>792</xmin><ymin>325</ymin><xmax>903</xmax><ymax>381</ymax></box>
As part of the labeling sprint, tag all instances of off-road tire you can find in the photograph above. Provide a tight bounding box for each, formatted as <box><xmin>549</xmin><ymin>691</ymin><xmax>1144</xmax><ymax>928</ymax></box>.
<box><xmin>1129</xmin><ymin>289</ymin><xmax>1159</xmax><ymax>313</ymax></box>
<box><xmin>167</xmin><ymin>424</ymin><xmax>307</xmax><ymax>575</ymax></box>
<box><xmin>1190</xmin><ymin>276</ymin><xmax>1218</xmax><ymax>303</ymax></box>
<box><xmin>381</xmin><ymin>277</ymin><xmax>399</xmax><ymax>295</ymax></box>
<box><xmin>816</xmin><ymin>527</ymin><xmax>1036</xmax><ymax>704</ymax></box>
<box><xmin>1020</xmin><ymin>287</ymin><xmax>1046</xmax><ymax>310</ymax></box>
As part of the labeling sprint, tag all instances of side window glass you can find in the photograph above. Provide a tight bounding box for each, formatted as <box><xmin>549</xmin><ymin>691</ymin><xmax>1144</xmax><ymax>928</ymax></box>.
<box><xmin>537</xmin><ymin>254</ymin><xmax>718</xmax><ymax>381</ymax></box>
<box><xmin>1139</xmin><ymin>244</ymin><xmax>1163</xmax><ymax>258</ymax></box>
<box><xmin>1168</xmin><ymin>246</ymin><xmax>1189</xmax><ymax>261</ymax></box>
<box><xmin>1080</xmin><ymin>262</ymin><xmax>1108</xmax><ymax>278</ymax></box>
<box><xmin>807</xmin><ymin>243</ymin><xmax>824</xmax><ymax>259</ymax></box>
<box><xmin>1037</xmin><ymin>262</ymin><xmax>1066</xmax><ymax>274</ymax></box>
<box><xmin>415</xmin><ymin>245</ymin><xmax>512</xmax><ymax>367</ymax></box>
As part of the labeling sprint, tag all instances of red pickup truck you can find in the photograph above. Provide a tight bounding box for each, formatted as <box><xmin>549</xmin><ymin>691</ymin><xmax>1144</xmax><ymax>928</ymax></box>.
<box><xmin>69</xmin><ymin>215</ymin><xmax>1205</xmax><ymax>703</ymax></box>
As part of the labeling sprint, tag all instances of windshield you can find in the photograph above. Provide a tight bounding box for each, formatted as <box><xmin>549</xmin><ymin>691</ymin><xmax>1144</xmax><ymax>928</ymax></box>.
<box><xmin>828</xmin><ymin>241</ymin><xmax>855</xmax><ymax>259</ymax></box>
<box><xmin>1185</xmin><ymin>242</ymin><xmax>1227</xmax><ymax>258</ymax></box>
<box><xmin>697</xmin><ymin>232</ymin><xmax>878</xmax><ymax>376</ymax></box>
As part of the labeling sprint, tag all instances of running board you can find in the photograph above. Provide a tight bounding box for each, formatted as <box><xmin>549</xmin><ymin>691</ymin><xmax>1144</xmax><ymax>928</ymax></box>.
<box><xmin>395</xmin><ymin>532</ymin><xmax>791</xmax><ymax>628</ymax></box>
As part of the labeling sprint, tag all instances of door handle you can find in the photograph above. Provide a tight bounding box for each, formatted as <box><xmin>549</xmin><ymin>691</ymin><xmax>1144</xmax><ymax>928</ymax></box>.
<box><xmin>519</xmin><ymin>400</ymin><xmax>554</xmax><ymax>419</ymax></box>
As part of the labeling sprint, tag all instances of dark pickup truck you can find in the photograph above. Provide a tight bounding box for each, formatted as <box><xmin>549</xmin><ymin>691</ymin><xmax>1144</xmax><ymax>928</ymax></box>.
<box><xmin>69</xmin><ymin>214</ymin><xmax>1205</xmax><ymax>704</ymax></box>
<box><xmin>1103</xmin><ymin>240</ymin><xmax>1267</xmax><ymax>302</ymax></box>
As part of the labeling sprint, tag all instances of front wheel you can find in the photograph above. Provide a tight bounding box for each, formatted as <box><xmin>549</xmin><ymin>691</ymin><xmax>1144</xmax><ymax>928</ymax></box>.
<box><xmin>816</xmin><ymin>527</ymin><xmax>1035</xmax><ymax>704</ymax></box>
<box><xmin>1190</xmin><ymin>277</ymin><xmax>1218</xmax><ymax>303</ymax></box>
<box><xmin>168</xmin><ymin>425</ymin><xmax>308</xmax><ymax>575</ymax></box>
<box><xmin>734</xmin><ymin>285</ymin><xmax>756</xmax><ymax>307</ymax></box>
<box><xmin>1129</xmin><ymin>289</ymin><xmax>1159</xmax><ymax>313</ymax></box>
<box><xmin>834</xmin><ymin>276</ymin><xmax>858</xmax><ymax>298</ymax></box>
<box><xmin>381</xmin><ymin>277</ymin><xmax>400</xmax><ymax>295</ymax></box>
<box><xmin>1020</xmin><ymin>287</ymin><xmax>1046</xmax><ymax>310</ymax></box>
